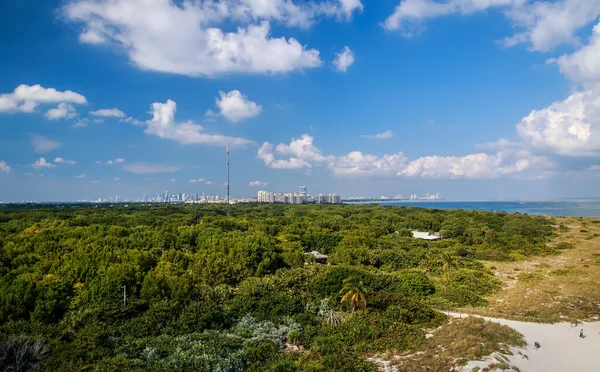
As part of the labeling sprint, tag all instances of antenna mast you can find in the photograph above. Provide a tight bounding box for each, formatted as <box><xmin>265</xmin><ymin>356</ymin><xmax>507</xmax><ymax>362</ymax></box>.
<box><xmin>226</xmin><ymin>143</ymin><xmax>230</xmax><ymax>216</ymax></box>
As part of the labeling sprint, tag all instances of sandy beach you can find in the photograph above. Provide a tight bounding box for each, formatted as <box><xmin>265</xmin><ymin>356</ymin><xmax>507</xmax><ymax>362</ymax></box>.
<box><xmin>447</xmin><ymin>313</ymin><xmax>600</xmax><ymax>371</ymax></box>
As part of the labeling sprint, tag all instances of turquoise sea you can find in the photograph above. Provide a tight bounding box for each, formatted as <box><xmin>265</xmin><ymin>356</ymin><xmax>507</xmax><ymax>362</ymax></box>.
<box><xmin>351</xmin><ymin>200</ymin><xmax>600</xmax><ymax>218</ymax></box>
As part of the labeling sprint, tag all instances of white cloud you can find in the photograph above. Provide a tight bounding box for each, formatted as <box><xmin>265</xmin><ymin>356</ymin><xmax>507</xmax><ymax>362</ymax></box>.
<box><xmin>115</xmin><ymin>177</ymin><xmax>120</xmax><ymax>181</ymax></box>
<box><xmin>106</xmin><ymin>158</ymin><xmax>125</xmax><ymax>165</ymax></box>
<box><xmin>121</xmin><ymin>117</ymin><xmax>144</xmax><ymax>126</ymax></box>
<box><xmin>73</xmin><ymin>118</ymin><xmax>89</xmax><ymax>128</ymax></box>
<box><xmin>0</xmin><ymin>84</ymin><xmax>87</xmax><ymax>113</ymax></box>
<box><xmin>76</xmin><ymin>174</ymin><xmax>86</xmax><ymax>178</ymax></box>
<box><xmin>259</xmin><ymin>133</ymin><xmax>553</xmax><ymax>178</ymax></box>
<box><xmin>249</xmin><ymin>180</ymin><xmax>268</xmax><ymax>186</ymax></box>
<box><xmin>0</xmin><ymin>161</ymin><xmax>10</xmax><ymax>173</ymax></box>
<box><xmin>93</xmin><ymin>118</ymin><xmax>104</xmax><ymax>123</ymax></box>
<box><xmin>29</xmin><ymin>134</ymin><xmax>62</xmax><ymax>153</ymax></box>
<box><xmin>61</xmin><ymin>0</ymin><xmax>347</xmax><ymax>77</ymax></box>
<box><xmin>503</xmin><ymin>0</ymin><xmax>600</xmax><ymax>52</ymax></box>
<box><xmin>333</xmin><ymin>46</ymin><xmax>355</xmax><ymax>72</ymax></box>
<box><xmin>189</xmin><ymin>178</ymin><xmax>207</xmax><ymax>183</ymax></box>
<box><xmin>90</xmin><ymin>108</ymin><xmax>126</xmax><ymax>117</ymax></box>
<box><xmin>330</xmin><ymin>151</ymin><xmax>408</xmax><ymax>176</ymax></box>
<box><xmin>215</xmin><ymin>90</ymin><xmax>262</xmax><ymax>122</ymax></box>
<box><xmin>555</xmin><ymin>22</ymin><xmax>600</xmax><ymax>85</ymax></box>
<box><xmin>383</xmin><ymin>0</ymin><xmax>517</xmax><ymax>34</ymax></box>
<box><xmin>206</xmin><ymin>181</ymin><xmax>215</xmax><ymax>185</ymax></box>
<box><xmin>45</xmin><ymin>103</ymin><xmax>77</xmax><ymax>120</ymax></box>
<box><xmin>170</xmin><ymin>178</ymin><xmax>176</xmax><ymax>182</ymax></box>
<box><xmin>588</xmin><ymin>165</ymin><xmax>600</xmax><ymax>171</ymax></box>
<box><xmin>362</xmin><ymin>130</ymin><xmax>393</xmax><ymax>139</ymax></box>
<box><xmin>144</xmin><ymin>99</ymin><xmax>253</xmax><ymax>146</ymax></box>
<box><xmin>258</xmin><ymin>134</ymin><xmax>332</xmax><ymax>169</ymax></box>
<box><xmin>31</xmin><ymin>157</ymin><xmax>55</xmax><ymax>170</ymax></box>
<box><xmin>123</xmin><ymin>163</ymin><xmax>182</xmax><ymax>175</ymax></box>
<box><xmin>95</xmin><ymin>160</ymin><xmax>101</xmax><ymax>164</ymax></box>
<box><xmin>54</xmin><ymin>157</ymin><xmax>76</xmax><ymax>165</ymax></box>
<box><xmin>517</xmin><ymin>89</ymin><xmax>600</xmax><ymax>156</ymax></box>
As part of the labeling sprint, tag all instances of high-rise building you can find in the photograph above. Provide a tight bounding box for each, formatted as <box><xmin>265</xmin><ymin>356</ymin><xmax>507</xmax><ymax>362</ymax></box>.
<box><xmin>299</xmin><ymin>186</ymin><xmax>307</xmax><ymax>197</ymax></box>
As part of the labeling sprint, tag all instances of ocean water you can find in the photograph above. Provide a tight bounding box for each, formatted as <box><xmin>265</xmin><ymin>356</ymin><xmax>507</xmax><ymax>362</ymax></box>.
<box><xmin>352</xmin><ymin>200</ymin><xmax>600</xmax><ymax>218</ymax></box>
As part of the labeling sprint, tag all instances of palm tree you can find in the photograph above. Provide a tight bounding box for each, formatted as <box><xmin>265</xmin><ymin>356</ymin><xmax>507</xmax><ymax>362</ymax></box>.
<box><xmin>440</xmin><ymin>251</ymin><xmax>458</xmax><ymax>281</ymax></box>
<box><xmin>339</xmin><ymin>277</ymin><xmax>368</xmax><ymax>312</ymax></box>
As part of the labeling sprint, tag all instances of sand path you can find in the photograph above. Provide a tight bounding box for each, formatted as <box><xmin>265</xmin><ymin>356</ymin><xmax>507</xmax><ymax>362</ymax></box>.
<box><xmin>447</xmin><ymin>312</ymin><xmax>600</xmax><ymax>371</ymax></box>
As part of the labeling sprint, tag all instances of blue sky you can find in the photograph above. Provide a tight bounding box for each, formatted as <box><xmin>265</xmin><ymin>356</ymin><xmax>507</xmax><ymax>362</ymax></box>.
<box><xmin>1</xmin><ymin>0</ymin><xmax>599</xmax><ymax>201</ymax></box>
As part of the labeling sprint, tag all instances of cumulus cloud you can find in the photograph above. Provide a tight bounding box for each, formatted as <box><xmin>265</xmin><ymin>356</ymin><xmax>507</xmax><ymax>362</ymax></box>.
<box><xmin>517</xmin><ymin>89</ymin><xmax>600</xmax><ymax>156</ymax></box>
<box><xmin>170</xmin><ymin>178</ymin><xmax>176</xmax><ymax>182</ymax></box>
<box><xmin>73</xmin><ymin>118</ymin><xmax>89</xmax><ymax>128</ymax></box>
<box><xmin>503</xmin><ymin>0</ymin><xmax>600</xmax><ymax>52</ymax></box>
<box><xmin>46</xmin><ymin>103</ymin><xmax>77</xmax><ymax>120</ymax></box>
<box><xmin>215</xmin><ymin>90</ymin><xmax>262</xmax><ymax>122</ymax></box>
<box><xmin>249</xmin><ymin>180</ymin><xmax>268</xmax><ymax>186</ymax></box>
<box><xmin>31</xmin><ymin>157</ymin><xmax>55</xmax><ymax>170</ymax></box>
<box><xmin>257</xmin><ymin>134</ymin><xmax>332</xmax><ymax>169</ymax></box>
<box><xmin>90</xmin><ymin>108</ymin><xmax>125</xmax><ymax>117</ymax></box>
<box><xmin>54</xmin><ymin>157</ymin><xmax>76</xmax><ymax>165</ymax></box>
<box><xmin>121</xmin><ymin>117</ymin><xmax>144</xmax><ymax>126</ymax></box>
<box><xmin>333</xmin><ymin>46</ymin><xmax>355</xmax><ymax>72</ymax></box>
<box><xmin>383</xmin><ymin>0</ymin><xmax>517</xmax><ymax>35</ymax></box>
<box><xmin>0</xmin><ymin>161</ymin><xmax>10</xmax><ymax>173</ymax></box>
<box><xmin>59</xmin><ymin>0</ymin><xmax>364</xmax><ymax>77</ymax></box>
<box><xmin>0</xmin><ymin>84</ymin><xmax>87</xmax><ymax>113</ymax></box>
<box><xmin>383</xmin><ymin>0</ymin><xmax>600</xmax><ymax>54</ymax></box>
<box><xmin>76</xmin><ymin>174</ymin><xmax>86</xmax><ymax>178</ymax></box>
<box><xmin>144</xmin><ymin>99</ymin><xmax>253</xmax><ymax>146</ymax></box>
<box><xmin>189</xmin><ymin>178</ymin><xmax>207</xmax><ymax>183</ymax></box>
<box><xmin>362</xmin><ymin>130</ymin><xmax>393</xmax><ymax>139</ymax></box>
<box><xmin>29</xmin><ymin>134</ymin><xmax>62</xmax><ymax>153</ymax></box>
<box><xmin>106</xmin><ymin>158</ymin><xmax>125</xmax><ymax>165</ymax></box>
<box><xmin>555</xmin><ymin>22</ymin><xmax>600</xmax><ymax>85</ymax></box>
<box><xmin>123</xmin><ymin>163</ymin><xmax>182</xmax><ymax>175</ymax></box>
<box><xmin>259</xmin><ymin>133</ymin><xmax>553</xmax><ymax>178</ymax></box>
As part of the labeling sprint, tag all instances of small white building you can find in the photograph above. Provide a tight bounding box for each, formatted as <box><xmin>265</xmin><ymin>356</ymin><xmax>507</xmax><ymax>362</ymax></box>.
<box><xmin>412</xmin><ymin>231</ymin><xmax>441</xmax><ymax>240</ymax></box>
<box><xmin>307</xmin><ymin>250</ymin><xmax>328</xmax><ymax>263</ymax></box>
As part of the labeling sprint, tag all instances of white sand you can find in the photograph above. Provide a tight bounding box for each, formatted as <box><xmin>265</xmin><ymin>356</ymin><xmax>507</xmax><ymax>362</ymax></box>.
<box><xmin>447</xmin><ymin>312</ymin><xmax>600</xmax><ymax>371</ymax></box>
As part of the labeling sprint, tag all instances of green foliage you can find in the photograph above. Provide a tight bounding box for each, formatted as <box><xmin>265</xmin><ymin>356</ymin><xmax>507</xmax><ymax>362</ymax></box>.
<box><xmin>0</xmin><ymin>204</ymin><xmax>554</xmax><ymax>370</ymax></box>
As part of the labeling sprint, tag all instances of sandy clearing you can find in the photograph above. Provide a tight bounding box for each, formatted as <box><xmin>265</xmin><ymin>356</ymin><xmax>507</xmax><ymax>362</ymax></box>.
<box><xmin>446</xmin><ymin>312</ymin><xmax>600</xmax><ymax>371</ymax></box>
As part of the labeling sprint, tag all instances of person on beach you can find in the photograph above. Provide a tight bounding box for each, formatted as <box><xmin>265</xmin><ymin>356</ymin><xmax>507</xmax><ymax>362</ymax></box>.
<box><xmin>534</xmin><ymin>341</ymin><xmax>540</xmax><ymax>349</ymax></box>
<box><xmin>580</xmin><ymin>329</ymin><xmax>585</xmax><ymax>338</ymax></box>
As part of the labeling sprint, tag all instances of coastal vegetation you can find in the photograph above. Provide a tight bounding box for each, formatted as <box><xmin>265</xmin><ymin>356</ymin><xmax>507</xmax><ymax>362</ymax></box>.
<box><xmin>0</xmin><ymin>204</ymin><xmax>557</xmax><ymax>371</ymax></box>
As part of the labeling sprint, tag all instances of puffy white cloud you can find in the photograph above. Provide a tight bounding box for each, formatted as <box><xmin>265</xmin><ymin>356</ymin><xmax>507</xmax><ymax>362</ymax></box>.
<box><xmin>259</xmin><ymin>134</ymin><xmax>553</xmax><ymax>178</ymax></box>
<box><xmin>555</xmin><ymin>22</ymin><xmax>600</xmax><ymax>85</ymax></box>
<box><xmin>257</xmin><ymin>134</ymin><xmax>333</xmax><ymax>169</ymax></box>
<box><xmin>249</xmin><ymin>180</ymin><xmax>268</xmax><ymax>186</ymax></box>
<box><xmin>54</xmin><ymin>157</ymin><xmax>76</xmax><ymax>165</ymax></box>
<box><xmin>61</xmin><ymin>0</ymin><xmax>347</xmax><ymax>77</ymax></box>
<box><xmin>383</xmin><ymin>0</ymin><xmax>517</xmax><ymax>34</ymax></box>
<box><xmin>45</xmin><ymin>103</ymin><xmax>77</xmax><ymax>120</ymax></box>
<box><xmin>31</xmin><ymin>157</ymin><xmax>55</xmax><ymax>170</ymax></box>
<box><xmin>73</xmin><ymin>118</ymin><xmax>89</xmax><ymax>128</ymax></box>
<box><xmin>215</xmin><ymin>90</ymin><xmax>262</xmax><ymax>122</ymax></box>
<box><xmin>189</xmin><ymin>178</ymin><xmax>207</xmax><ymax>183</ymax></box>
<box><xmin>29</xmin><ymin>134</ymin><xmax>62</xmax><ymax>153</ymax></box>
<box><xmin>121</xmin><ymin>117</ymin><xmax>144</xmax><ymax>126</ymax></box>
<box><xmin>90</xmin><ymin>108</ymin><xmax>125</xmax><ymax>117</ymax></box>
<box><xmin>503</xmin><ymin>0</ymin><xmax>600</xmax><ymax>52</ymax></box>
<box><xmin>114</xmin><ymin>177</ymin><xmax>121</xmax><ymax>181</ymax></box>
<box><xmin>517</xmin><ymin>89</ymin><xmax>600</xmax><ymax>156</ymax></box>
<box><xmin>76</xmin><ymin>174</ymin><xmax>86</xmax><ymax>178</ymax></box>
<box><xmin>144</xmin><ymin>99</ymin><xmax>253</xmax><ymax>146</ymax></box>
<box><xmin>123</xmin><ymin>163</ymin><xmax>182</xmax><ymax>175</ymax></box>
<box><xmin>170</xmin><ymin>178</ymin><xmax>176</xmax><ymax>182</ymax></box>
<box><xmin>362</xmin><ymin>130</ymin><xmax>393</xmax><ymax>139</ymax></box>
<box><xmin>0</xmin><ymin>161</ymin><xmax>10</xmax><ymax>173</ymax></box>
<box><xmin>206</xmin><ymin>181</ymin><xmax>215</xmax><ymax>185</ymax></box>
<box><xmin>330</xmin><ymin>151</ymin><xmax>408</xmax><ymax>176</ymax></box>
<box><xmin>106</xmin><ymin>158</ymin><xmax>125</xmax><ymax>165</ymax></box>
<box><xmin>333</xmin><ymin>46</ymin><xmax>355</xmax><ymax>72</ymax></box>
<box><xmin>0</xmin><ymin>84</ymin><xmax>87</xmax><ymax>113</ymax></box>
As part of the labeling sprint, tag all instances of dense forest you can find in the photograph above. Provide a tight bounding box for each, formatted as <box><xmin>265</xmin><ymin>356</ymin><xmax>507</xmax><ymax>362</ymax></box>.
<box><xmin>0</xmin><ymin>204</ymin><xmax>557</xmax><ymax>371</ymax></box>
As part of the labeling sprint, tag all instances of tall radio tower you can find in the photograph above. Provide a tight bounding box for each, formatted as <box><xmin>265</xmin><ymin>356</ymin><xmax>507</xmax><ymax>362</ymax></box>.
<box><xmin>226</xmin><ymin>143</ymin><xmax>230</xmax><ymax>216</ymax></box>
